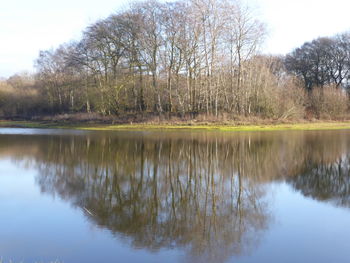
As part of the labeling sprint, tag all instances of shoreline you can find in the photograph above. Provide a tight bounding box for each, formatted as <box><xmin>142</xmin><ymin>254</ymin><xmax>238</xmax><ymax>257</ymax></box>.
<box><xmin>1</xmin><ymin>120</ymin><xmax>350</xmax><ymax>132</ymax></box>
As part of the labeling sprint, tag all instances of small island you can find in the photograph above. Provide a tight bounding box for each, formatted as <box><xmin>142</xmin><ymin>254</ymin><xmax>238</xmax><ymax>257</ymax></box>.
<box><xmin>1</xmin><ymin>0</ymin><xmax>350</xmax><ymax>128</ymax></box>
<box><xmin>2</xmin><ymin>0</ymin><xmax>350</xmax><ymax>263</ymax></box>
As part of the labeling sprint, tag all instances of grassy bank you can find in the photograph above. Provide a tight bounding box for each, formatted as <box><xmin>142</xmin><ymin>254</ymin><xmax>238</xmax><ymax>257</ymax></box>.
<box><xmin>2</xmin><ymin>120</ymin><xmax>350</xmax><ymax>132</ymax></box>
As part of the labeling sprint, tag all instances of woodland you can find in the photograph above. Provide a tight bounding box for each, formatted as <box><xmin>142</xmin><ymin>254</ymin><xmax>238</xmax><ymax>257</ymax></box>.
<box><xmin>1</xmin><ymin>0</ymin><xmax>350</xmax><ymax>122</ymax></box>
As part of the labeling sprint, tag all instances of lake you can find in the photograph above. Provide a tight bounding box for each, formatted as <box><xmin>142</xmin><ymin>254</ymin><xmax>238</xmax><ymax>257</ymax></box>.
<box><xmin>1</xmin><ymin>128</ymin><xmax>350</xmax><ymax>263</ymax></box>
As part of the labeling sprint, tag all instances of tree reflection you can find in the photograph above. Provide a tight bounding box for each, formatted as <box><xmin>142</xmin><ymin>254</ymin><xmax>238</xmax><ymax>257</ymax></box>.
<box><xmin>34</xmin><ymin>134</ymin><xmax>271</xmax><ymax>263</ymax></box>
<box><xmin>2</xmin><ymin>130</ymin><xmax>350</xmax><ymax>262</ymax></box>
<box><xmin>288</xmin><ymin>154</ymin><xmax>350</xmax><ymax>207</ymax></box>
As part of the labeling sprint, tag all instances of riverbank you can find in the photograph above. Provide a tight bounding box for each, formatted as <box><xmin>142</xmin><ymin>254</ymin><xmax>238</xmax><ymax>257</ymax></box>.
<box><xmin>2</xmin><ymin>120</ymin><xmax>350</xmax><ymax>132</ymax></box>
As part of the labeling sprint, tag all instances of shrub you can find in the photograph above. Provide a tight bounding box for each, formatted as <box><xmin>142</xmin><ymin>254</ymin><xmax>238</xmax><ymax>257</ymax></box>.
<box><xmin>277</xmin><ymin>77</ymin><xmax>306</xmax><ymax>119</ymax></box>
<box><xmin>309</xmin><ymin>86</ymin><xmax>349</xmax><ymax>119</ymax></box>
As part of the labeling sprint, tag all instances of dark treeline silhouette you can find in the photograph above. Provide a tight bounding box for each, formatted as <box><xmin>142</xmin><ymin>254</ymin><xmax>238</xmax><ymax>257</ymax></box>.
<box><xmin>1</xmin><ymin>0</ymin><xmax>350</xmax><ymax>120</ymax></box>
<box><xmin>285</xmin><ymin>34</ymin><xmax>350</xmax><ymax>91</ymax></box>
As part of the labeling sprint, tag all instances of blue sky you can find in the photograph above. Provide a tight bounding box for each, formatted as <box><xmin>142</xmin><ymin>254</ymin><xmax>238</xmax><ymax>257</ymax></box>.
<box><xmin>1</xmin><ymin>0</ymin><xmax>350</xmax><ymax>78</ymax></box>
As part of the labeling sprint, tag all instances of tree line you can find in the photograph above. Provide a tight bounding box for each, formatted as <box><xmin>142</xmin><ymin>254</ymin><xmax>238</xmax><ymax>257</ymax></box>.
<box><xmin>1</xmin><ymin>0</ymin><xmax>350</xmax><ymax>120</ymax></box>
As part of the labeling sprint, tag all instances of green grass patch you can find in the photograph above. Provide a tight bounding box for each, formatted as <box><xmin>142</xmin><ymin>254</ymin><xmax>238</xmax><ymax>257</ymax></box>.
<box><xmin>0</xmin><ymin>121</ymin><xmax>350</xmax><ymax>131</ymax></box>
<box><xmin>2</xmin><ymin>120</ymin><xmax>350</xmax><ymax>132</ymax></box>
<box><xmin>78</xmin><ymin>122</ymin><xmax>350</xmax><ymax>132</ymax></box>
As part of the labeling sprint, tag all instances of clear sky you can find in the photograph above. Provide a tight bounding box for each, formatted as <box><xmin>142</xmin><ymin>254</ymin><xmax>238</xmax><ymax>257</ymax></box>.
<box><xmin>1</xmin><ymin>0</ymin><xmax>350</xmax><ymax>78</ymax></box>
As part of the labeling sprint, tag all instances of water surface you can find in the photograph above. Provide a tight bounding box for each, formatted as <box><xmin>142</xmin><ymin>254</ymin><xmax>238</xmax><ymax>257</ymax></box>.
<box><xmin>1</xmin><ymin>128</ymin><xmax>350</xmax><ymax>263</ymax></box>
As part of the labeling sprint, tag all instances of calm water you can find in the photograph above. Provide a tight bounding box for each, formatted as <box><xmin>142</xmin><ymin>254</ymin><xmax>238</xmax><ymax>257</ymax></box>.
<box><xmin>1</xmin><ymin>128</ymin><xmax>350</xmax><ymax>263</ymax></box>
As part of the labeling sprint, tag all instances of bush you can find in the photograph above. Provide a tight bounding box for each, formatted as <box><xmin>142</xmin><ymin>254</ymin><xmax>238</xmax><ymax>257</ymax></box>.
<box><xmin>277</xmin><ymin>77</ymin><xmax>306</xmax><ymax>119</ymax></box>
<box><xmin>309</xmin><ymin>86</ymin><xmax>349</xmax><ymax>119</ymax></box>
<box><xmin>245</xmin><ymin>58</ymin><xmax>305</xmax><ymax>120</ymax></box>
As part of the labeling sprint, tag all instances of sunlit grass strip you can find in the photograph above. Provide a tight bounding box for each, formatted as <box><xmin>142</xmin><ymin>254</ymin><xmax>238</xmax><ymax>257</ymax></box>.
<box><xmin>2</xmin><ymin>120</ymin><xmax>350</xmax><ymax>132</ymax></box>
<box><xmin>77</xmin><ymin>122</ymin><xmax>350</xmax><ymax>132</ymax></box>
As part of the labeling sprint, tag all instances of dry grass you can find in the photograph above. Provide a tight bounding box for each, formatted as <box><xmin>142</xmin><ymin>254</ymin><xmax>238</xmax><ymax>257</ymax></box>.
<box><xmin>2</xmin><ymin>119</ymin><xmax>350</xmax><ymax>132</ymax></box>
